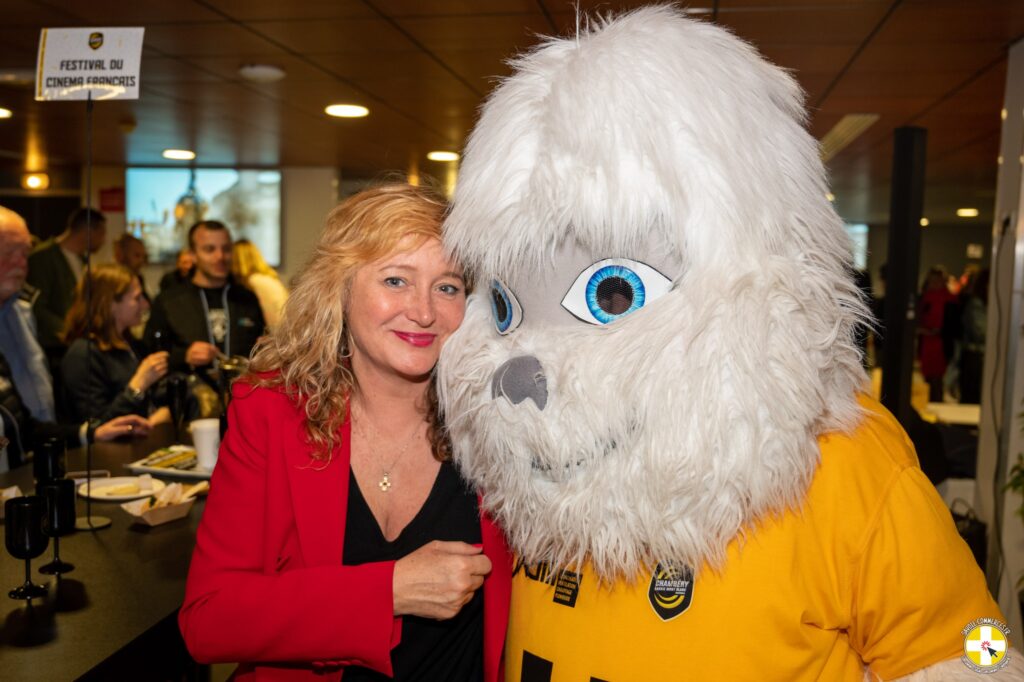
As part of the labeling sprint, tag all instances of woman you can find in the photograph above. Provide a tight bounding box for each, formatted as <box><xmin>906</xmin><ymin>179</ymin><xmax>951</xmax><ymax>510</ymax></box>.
<box><xmin>958</xmin><ymin>268</ymin><xmax>989</xmax><ymax>404</ymax></box>
<box><xmin>179</xmin><ymin>184</ymin><xmax>510</xmax><ymax>681</ymax></box>
<box><xmin>61</xmin><ymin>264</ymin><xmax>170</xmax><ymax>424</ymax></box>
<box><xmin>231</xmin><ymin>238</ymin><xmax>289</xmax><ymax>328</ymax></box>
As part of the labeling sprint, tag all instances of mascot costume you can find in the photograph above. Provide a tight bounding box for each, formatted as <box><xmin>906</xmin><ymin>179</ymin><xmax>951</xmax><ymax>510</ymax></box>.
<box><xmin>439</xmin><ymin>6</ymin><xmax>1020</xmax><ymax>681</ymax></box>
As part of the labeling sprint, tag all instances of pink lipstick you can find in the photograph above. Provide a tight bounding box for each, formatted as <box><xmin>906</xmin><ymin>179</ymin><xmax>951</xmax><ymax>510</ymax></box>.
<box><xmin>394</xmin><ymin>331</ymin><xmax>436</xmax><ymax>347</ymax></box>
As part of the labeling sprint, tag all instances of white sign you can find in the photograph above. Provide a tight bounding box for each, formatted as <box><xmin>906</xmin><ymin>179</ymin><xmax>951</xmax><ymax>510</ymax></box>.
<box><xmin>36</xmin><ymin>27</ymin><xmax>144</xmax><ymax>101</ymax></box>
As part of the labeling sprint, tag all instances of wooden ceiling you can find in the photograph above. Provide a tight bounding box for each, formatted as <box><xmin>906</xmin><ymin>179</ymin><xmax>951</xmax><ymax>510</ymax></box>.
<box><xmin>0</xmin><ymin>0</ymin><xmax>1021</xmax><ymax>226</ymax></box>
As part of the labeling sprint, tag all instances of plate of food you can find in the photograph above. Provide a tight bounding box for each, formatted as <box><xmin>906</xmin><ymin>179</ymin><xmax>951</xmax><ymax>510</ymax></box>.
<box><xmin>127</xmin><ymin>445</ymin><xmax>211</xmax><ymax>480</ymax></box>
<box><xmin>77</xmin><ymin>475</ymin><xmax>166</xmax><ymax>501</ymax></box>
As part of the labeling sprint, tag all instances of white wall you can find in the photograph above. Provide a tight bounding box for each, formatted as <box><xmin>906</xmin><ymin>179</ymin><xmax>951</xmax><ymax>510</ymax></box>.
<box><xmin>976</xmin><ymin>37</ymin><xmax>1024</xmax><ymax>646</ymax></box>
<box><xmin>279</xmin><ymin>167</ymin><xmax>338</xmax><ymax>285</ymax></box>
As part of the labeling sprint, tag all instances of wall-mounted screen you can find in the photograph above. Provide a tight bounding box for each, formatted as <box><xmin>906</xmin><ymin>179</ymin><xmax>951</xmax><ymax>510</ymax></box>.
<box><xmin>126</xmin><ymin>168</ymin><xmax>281</xmax><ymax>265</ymax></box>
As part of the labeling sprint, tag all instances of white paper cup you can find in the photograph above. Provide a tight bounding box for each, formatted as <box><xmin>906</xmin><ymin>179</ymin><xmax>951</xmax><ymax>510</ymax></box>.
<box><xmin>190</xmin><ymin>419</ymin><xmax>221</xmax><ymax>471</ymax></box>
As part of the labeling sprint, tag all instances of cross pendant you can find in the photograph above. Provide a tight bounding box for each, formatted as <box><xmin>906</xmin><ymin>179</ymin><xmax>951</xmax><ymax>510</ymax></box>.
<box><xmin>378</xmin><ymin>472</ymin><xmax>392</xmax><ymax>492</ymax></box>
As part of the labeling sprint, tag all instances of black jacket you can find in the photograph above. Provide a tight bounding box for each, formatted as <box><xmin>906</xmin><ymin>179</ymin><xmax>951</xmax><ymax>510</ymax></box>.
<box><xmin>0</xmin><ymin>351</ymin><xmax>80</xmax><ymax>469</ymax></box>
<box><xmin>61</xmin><ymin>337</ymin><xmax>162</xmax><ymax>423</ymax></box>
<box><xmin>143</xmin><ymin>278</ymin><xmax>265</xmax><ymax>375</ymax></box>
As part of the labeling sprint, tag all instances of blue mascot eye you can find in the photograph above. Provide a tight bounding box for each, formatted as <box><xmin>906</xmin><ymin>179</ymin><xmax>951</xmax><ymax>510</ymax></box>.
<box><xmin>489</xmin><ymin>278</ymin><xmax>522</xmax><ymax>335</ymax></box>
<box><xmin>561</xmin><ymin>259</ymin><xmax>672</xmax><ymax>325</ymax></box>
<box><xmin>586</xmin><ymin>266</ymin><xmax>644</xmax><ymax>323</ymax></box>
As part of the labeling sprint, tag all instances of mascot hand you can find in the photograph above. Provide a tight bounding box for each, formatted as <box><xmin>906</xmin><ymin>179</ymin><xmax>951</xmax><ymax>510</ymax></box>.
<box><xmin>392</xmin><ymin>540</ymin><xmax>491</xmax><ymax>620</ymax></box>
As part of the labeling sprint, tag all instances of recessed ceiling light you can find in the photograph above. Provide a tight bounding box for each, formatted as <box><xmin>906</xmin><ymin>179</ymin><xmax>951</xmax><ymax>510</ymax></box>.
<box><xmin>956</xmin><ymin>208</ymin><xmax>979</xmax><ymax>218</ymax></box>
<box><xmin>427</xmin><ymin>151</ymin><xmax>459</xmax><ymax>162</ymax></box>
<box><xmin>0</xmin><ymin>107</ymin><xmax>11</xmax><ymax>119</ymax></box>
<box><xmin>825</xmin><ymin>192</ymin><xmax>835</xmax><ymax>202</ymax></box>
<box><xmin>162</xmin><ymin>149</ymin><xmax>196</xmax><ymax>160</ymax></box>
<box><xmin>325</xmin><ymin>104</ymin><xmax>369</xmax><ymax>118</ymax></box>
<box><xmin>21</xmin><ymin>173</ymin><xmax>49</xmax><ymax>190</ymax></box>
<box><xmin>238</xmin><ymin>64</ymin><xmax>286</xmax><ymax>83</ymax></box>
<box><xmin>919</xmin><ymin>217</ymin><xmax>929</xmax><ymax>227</ymax></box>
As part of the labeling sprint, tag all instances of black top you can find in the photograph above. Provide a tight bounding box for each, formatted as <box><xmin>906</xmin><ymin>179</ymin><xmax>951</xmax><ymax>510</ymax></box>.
<box><xmin>143</xmin><ymin>278</ymin><xmax>265</xmax><ymax>377</ymax></box>
<box><xmin>61</xmin><ymin>337</ymin><xmax>159</xmax><ymax>422</ymax></box>
<box><xmin>342</xmin><ymin>461</ymin><xmax>483</xmax><ymax>682</ymax></box>
<box><xmin>158</xmin><ymin>269</ymin><xmax>189</xmax><ymax>295</ymax></box>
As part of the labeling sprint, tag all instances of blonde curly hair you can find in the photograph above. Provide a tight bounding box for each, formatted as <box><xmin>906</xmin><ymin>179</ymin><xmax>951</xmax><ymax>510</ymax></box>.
<box><xmin>247</xmin><ymin>183</ymin><xmax>450</xmax><ymax>462</ymax></box>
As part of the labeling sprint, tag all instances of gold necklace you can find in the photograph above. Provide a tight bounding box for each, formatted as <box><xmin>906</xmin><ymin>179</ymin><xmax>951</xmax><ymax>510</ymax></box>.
<box><xmin>351</xmin><ymin>402</ymin><xmax>424</xmax><ymax>492</ymax></box>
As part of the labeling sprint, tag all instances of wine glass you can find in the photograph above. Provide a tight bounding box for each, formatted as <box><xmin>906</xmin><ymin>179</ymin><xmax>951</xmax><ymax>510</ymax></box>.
<box><xmin>39</xmin><ymin>479</ymin><xmax>76</xmax><ymax>575</ymax></box>
<box><xmin>167</xmin><ymin>374</ymin><xmax>188</xmax><ymax>438</ymax></box>
<box><xmin>5</xmin><ymin>496</ymin><xmax>50</xmax><ymax>600</ymax></box>
<box><xmin>32</xmin><ymin>437</ymin><xmax>66</xmax><ymax>490</ymax></box>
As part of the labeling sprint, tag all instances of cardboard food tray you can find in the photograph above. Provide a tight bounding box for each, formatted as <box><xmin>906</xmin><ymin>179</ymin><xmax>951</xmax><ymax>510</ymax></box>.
<box><xmin>120</xmin><ymin>497</ymin><xmax>195</xmax><ymax>526</ymax></box>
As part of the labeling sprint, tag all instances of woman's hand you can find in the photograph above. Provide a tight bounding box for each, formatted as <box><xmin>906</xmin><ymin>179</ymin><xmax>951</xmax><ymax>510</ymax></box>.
<box><xmin>130</xmin><ymin>351</ymin><xmax>170</xmax><ymax>392</ymax></box>
<box><xmin>94</xmin><ymin>415</ymin><xmax>151</xmax><ymax>441</ymax></box>
<box><xmin>392</xmin><ymin>541</ymin><xmax>492</xmax><ymax>620</ymax></box>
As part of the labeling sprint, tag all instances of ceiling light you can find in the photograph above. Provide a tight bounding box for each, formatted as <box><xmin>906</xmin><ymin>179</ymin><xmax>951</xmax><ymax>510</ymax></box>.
<box><xmin>825</xmin><ymin>192</ymin><xmax>835</xmax><ymax>202</ymax></box>
<box><xmin>0</xmin><ymin>107</ymin><xmax>11</xmax><ymax>119</ymax></box>
<box><xmin>238</xmin><ymin>64</ymin><xmax>286</xmax><ymax>83</ymax></box>
<box><xmin>162</xmin><ymin>149</ymin><xmax>196</xmax><ymax>160</ymax></box>
<box><xmin>21</xmin><ymin>173</ymin><xmax>49</xmax><ymax>190</ymax></box>
<box><xmin>956</xmin><ymin>208</ymin><xmax>979</xmax><ymax>218</ymax></box>
<box><xmin>0</xmin><ymin>68</ymin><xmax>33</xmax><ymax>87</ymax></box>
<box><xmin>919</xmin><ymin>218</ymin><xmax>929</xmax><ymax>227</ymax></box>
<box><xmin>427</xmin><ymin>151</ymin><xmax>459</xmax><ymax>162</ymax></box>
<box><xmin>819</xmin><ymin>114</ymin><xmax>880</xmax><ymax>163</ymax></box>
<box><xmin>325</xmin><ymin>104</ymin><xmax>369</xmax><ymax>118</ymax></box>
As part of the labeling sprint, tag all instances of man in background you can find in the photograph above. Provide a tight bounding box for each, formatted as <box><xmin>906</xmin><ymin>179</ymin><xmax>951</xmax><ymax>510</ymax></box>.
<box><xmin>159</xmin><ymin>248</ymin><xmax>194</xmax><ymax>294</ymax></box>
<box><xmin>145</xmin><ymin>220</ymin><xmax>264</xmax><ymax>395</ymax></box>
<box><xmin>0</xmin><ymin>206</ymin><xmax>54</xmax><ymax>423</ymax></box>
<box><xmin>114</xmin><ymin>232</ymin><xmax>151</xmax><ymax>301</ymax></box>
<box><xmin>27</xmin><ymin>207</ymin><xmax>107</xmax><ymax>355</ymax></box>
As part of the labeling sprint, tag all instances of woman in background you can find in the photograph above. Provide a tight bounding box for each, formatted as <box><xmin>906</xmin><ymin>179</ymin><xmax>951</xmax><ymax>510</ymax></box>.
<box><xmin>180</xmin><ymin>184</ymin><xmax>510</xmax><ymax>681</ymax></box>
<box><xmin>231</xmin><ymin>238</ymin><xmax>289</xmax><ymax>328</ymax></box>
<box><xmin>917</xmin><ymin>265</ymin><xmax>954</xmax><ymax>403</ymax></box>
<box><xmin>959</xmin><ymin>268</ymin><xmax>989</xmax><ymax>404</ymax></box>
<box><xmin>61</xmin><ymin>264</ymin><xmax>170</xmax><ymax>424</ymax></box>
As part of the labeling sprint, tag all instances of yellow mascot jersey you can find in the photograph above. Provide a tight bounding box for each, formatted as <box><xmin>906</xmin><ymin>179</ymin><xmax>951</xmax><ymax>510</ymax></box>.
<box><xmin>506</xmin><ymin>397</ymin><xmax>1002</xmax><ymax>681</ymax></box>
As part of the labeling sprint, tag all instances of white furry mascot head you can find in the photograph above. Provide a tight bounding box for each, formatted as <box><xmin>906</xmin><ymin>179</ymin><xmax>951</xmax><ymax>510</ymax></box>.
<box><xmin>439</xmin><ymin>5</ymin><xmax>869</xmax><ymax>581</ymax></box>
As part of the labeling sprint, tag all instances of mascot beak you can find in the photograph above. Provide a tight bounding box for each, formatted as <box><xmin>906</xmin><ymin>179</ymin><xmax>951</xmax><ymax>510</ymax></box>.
<box><xmin>491</xmin><ymin>355</ymin><xmax>548</xmax><ymax>410</ymax></box>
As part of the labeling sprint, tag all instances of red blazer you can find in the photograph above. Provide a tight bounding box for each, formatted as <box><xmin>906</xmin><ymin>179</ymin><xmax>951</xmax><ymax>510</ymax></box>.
<box><xmin>179</xmin><ymin>383</ymin><xmax>511</xmax><ymax>681</ymax></box>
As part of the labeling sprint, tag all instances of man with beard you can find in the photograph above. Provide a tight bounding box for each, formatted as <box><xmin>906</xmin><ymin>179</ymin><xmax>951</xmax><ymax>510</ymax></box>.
<box><xmin>144</xmin><ymin>220</ymin><xmax>264</xmax><ymax>398</ymax></box>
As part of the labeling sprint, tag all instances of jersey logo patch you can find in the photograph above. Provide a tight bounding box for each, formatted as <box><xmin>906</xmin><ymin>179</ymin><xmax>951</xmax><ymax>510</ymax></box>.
<box><xmin>648</xmin><ymin>563</ymin><xmax>694</xmax><ymax>621</ymax></box>
<box><xmin>552</xmin><ymin>569</ymin><xmax>581</xmax><ymax>607</ymax></box>
<box><xmin>513</xmin><ymin>558</ymin><xmax>583</xmax><ymax>608</ymax></box>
